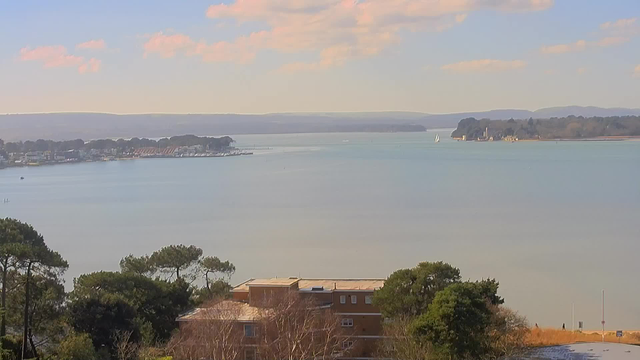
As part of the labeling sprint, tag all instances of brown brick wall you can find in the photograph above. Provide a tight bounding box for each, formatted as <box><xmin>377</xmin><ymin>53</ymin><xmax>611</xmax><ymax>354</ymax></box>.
<box><xmin>332</xmin><ymin>291</ymin><xmax>380</xmax><ymax>313</ymax></box>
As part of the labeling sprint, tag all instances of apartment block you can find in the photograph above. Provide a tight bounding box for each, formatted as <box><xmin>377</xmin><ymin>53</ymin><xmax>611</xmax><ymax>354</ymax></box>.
<box><xmin>177</xmin><ymin>277</ymin><xmax>385</xmax><ymax>359</ymax></box>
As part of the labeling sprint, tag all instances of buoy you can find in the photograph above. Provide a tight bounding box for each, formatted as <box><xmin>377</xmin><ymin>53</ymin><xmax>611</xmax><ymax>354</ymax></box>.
<box><xmin>20</xmin><ymin>176</ymin><xmax>24</xmax><ymax>180</ymax></box>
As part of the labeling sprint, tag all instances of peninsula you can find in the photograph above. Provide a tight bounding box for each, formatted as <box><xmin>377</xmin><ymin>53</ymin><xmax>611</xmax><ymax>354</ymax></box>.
<box><xmin>451</xmin><ymin>115</ymin><xmax>640</xmax><ymax>141</ymax></box>
<box><xmin>0</xmin><ymin>134</ymin><xmax>250</xmax><ymax>169</ymax></box>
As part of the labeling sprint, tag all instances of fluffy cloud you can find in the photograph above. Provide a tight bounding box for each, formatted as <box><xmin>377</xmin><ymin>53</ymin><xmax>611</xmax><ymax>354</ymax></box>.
<box><xmin>146</xmin><ymin>0</ymin><xmax>553</xmax><ymax>69</ymax></box>
<box><xmin>78</xmin><ymin>58</ymin><xmax>102</xmax><ymax>74</ymax></box>
<box><xmin>19</xmin><ymin>45</ymin><xmax>101</xmax><ymax>74</ymax></box>
<box><xmin>594</xmin><ymin>37</ymin><xmax>629</xmax><ymax>47</ymax></box>
<box><xmin>541</xmin><ymin>36</ymin><xmax>630</xmax><ymax>54</ymax></box>
<box><xmin>441</xmin><ymin>59</ymin><xmax>527</xmax><ymax>73</ymax></box>
<box><xmin>600</xmin><ymin>17</ymin><xmax>637</xmax><ymax>30</ymax></box>
<box><xmin>541</xmin><ymin>40</ymin><xmax>587</xmax><ymax>54</ymax></box>
<box><xmin>544</xmin><ymin>17</ymin><xmax>637</xmax><ymax>54</ymax></box>
<box><xmin>76</xmin><ymin>39</ymin><xmax>106</xmax><ymax>50</ymax></box>
<box><xmin>143</xmin><ymin>33</ymin><xmax>195</xmax><ymax>58</ymax></box>
<box><xmin>143</xmin><ymin>31</ymin><xmax>263</xmax><ymax>64</ymax></box>
<box><xmin>20</xmin><ymin>46</ymin><xmax>84</xmax><ymax>68</ymax></box>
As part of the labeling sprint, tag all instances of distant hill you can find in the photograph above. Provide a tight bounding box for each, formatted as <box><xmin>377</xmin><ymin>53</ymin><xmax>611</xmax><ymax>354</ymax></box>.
<box><xmin>1</xmin><ymin>106</ymin><xmax>639</xmax><ymax>141</ymax></box>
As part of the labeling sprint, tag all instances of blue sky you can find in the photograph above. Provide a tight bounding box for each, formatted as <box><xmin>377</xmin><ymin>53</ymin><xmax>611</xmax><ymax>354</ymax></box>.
<box><xmin>1</xmin><ymin>0</ymin><xmax>639</xmax><ymax>114</ymax></box>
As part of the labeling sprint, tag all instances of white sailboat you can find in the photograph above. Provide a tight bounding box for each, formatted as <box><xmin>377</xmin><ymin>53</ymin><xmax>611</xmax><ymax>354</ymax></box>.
<box><xmin>434</xmin><ymin>134</ymin><xmax>440</xmax><ymax>143</ymax></box>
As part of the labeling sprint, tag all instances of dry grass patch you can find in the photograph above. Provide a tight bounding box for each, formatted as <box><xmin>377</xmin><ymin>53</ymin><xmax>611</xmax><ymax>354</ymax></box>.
<box><xmin>526</xmin><ymin>328</ymin><xmax>640</xmax><ymax>347</ymax></box>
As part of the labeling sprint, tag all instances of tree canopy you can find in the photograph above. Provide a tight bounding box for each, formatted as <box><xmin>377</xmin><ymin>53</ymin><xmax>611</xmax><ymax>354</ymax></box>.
<box><xmin>70</xmin><ymin>271</ymin><xmax>192</xmax><ymax>343</ymax></box>
<box><xmin>0</xmin><ymin>218</ymin><xmax>68</xmax><ymax>359</ymax></box>
<box><xmin>375</xmin><ymin>261</ymin><xmax>527</xmax><ymax>360</ymax></box>
<box><xmin>119</xmin><ymin>255</ymin><xmax>156</xmax><ymax>277</ymax></box>
<box><xmin>373</xmin><ymin>261</ymin><xmax>461</xmax><ymax>318</ymax></box>
<box><xmin>410</xmin><ymin>282</ymin><xmax>496</xmax><ymax>359</ymax></box>
<box><xmin>149</xmin><ymin>245</ymin><xmax>203</xmax><ymax>280</ymax></box>
<box><xmin>0</xmin><ymin>135</ymin><xmax>235</xmax><ymax>154</ymax></box>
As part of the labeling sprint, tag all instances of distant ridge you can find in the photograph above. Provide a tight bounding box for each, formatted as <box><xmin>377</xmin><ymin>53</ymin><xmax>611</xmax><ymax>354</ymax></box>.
<box><xmin>1</xmin><ymin>106</ymin><xmax>639</xmax><ymax>141</ymax></box>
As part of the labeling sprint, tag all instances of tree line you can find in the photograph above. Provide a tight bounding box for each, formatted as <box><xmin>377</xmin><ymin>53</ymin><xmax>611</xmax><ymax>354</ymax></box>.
<box><xmin>451</xmin><ymin>115</ymin><xmax>640</xmax><ymax>140</ymax></box>
<box><xmin>0</xmin><ymin>218</ymin><xmax>234</xmax><ymax>360</ymax></box>
<box><xmin>0</xmin><ymin>135</ymin><xmax>235</xmax><ymax>156</ymax></box>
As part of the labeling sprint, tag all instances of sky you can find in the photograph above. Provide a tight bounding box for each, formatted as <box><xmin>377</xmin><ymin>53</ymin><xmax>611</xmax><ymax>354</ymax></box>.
<box><xmin>1</xmin><ymin>0</ymin><xmax>639</xmax><ymax>114</ymax></box>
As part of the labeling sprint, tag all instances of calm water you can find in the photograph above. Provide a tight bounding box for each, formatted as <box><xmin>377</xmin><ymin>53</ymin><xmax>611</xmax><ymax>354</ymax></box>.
<box><xmin>1</xmin><ymin>131</ymin><xmax>639</xmax><ymax>329</ymax></box>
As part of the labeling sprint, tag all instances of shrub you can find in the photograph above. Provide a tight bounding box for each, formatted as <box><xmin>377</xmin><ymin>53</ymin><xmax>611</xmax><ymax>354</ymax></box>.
<box><xmin>57</xmin><ymin>333</ymin><xmax>97</xmax><ymax>360</ymax></box>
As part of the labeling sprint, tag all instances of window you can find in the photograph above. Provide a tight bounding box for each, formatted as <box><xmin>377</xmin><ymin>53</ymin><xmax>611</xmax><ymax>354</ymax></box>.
<box><xmin>341</xmin><ymin>318</ymin><xmax>353</xmax><ymax>327</ymax></box>
<box><xmin>351</xmin><ymin>295</ymin><xmax>357</xmax><ymax>304</ymax></box>
<box><xmin>365</xmin><ymin>295</ymin><xmax>373</xmax><ymax>304</ymax></box>
<box><xmin>244</xmin><ymin>324</ymin><xmax>256</xmax><ymax>337</ymax></box>
<box><xmin>245</xmin><ymin>348</ymin><xmax>256</xmax><ymax>360</ymax></box>
<box><xmin>340</xmin><ymin>295</ymin><xmax>346</xmax><ymax>304</ymax></box>
<box><xmin>342</xmin><ymin>340</ymin><xmax>354</xmax><ymax>349</ymax></box>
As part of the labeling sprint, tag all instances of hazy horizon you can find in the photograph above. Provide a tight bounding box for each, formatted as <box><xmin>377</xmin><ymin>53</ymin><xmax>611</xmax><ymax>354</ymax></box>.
<box><xmin>3</xmin><ymin>105</ymin><xmax>640</xmax><ymax>116</ymax></box>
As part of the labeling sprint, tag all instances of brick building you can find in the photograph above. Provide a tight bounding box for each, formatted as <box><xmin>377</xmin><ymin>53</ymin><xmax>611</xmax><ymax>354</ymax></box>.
<box><xmin>177</xmin><ymin>277</ymin><xmax>385</xmax><ymax>359</ymax></box>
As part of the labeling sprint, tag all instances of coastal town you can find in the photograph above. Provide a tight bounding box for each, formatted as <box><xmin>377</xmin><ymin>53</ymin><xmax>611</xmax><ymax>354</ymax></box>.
<box><xmin>0</xmin><ymin>135</ymin><xmax>252</xmax><ymax>169</ymax></box>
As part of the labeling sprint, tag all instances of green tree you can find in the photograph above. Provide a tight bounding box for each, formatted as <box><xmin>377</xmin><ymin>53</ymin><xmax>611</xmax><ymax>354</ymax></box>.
<box><xmin>192</xmin><ymin>280</ymin><xmax>233</xmax><ymax>304</ymax></box>
<box><xmin>149</xmin><ymin>245</ymin><xmax>202</xmax><ymax>280</ymax></box>
<box><xmin>14</xmin><ymin>224</ymin><xmax>68</xmax><ymax>360</ymax></box>
<box><xmin>57</xmin><ymin>333</ymin><xmax>98</xmax><ymax>360</ymax></box>
<box><xmin>0</xmin><ymin>218</ymin><xmax>25</xmax><ymax>337</ymax></box>
<box><xmin>373</xmin><ymin>261</ymin><xmax>461</xmax><ymax>318</ymax></box>
<box><xmin>69</xmin><ymin>271</ymin><xmax>192</xmax><ymax>343</ymax></box>
<box><xmin>410</xmin><ymin>282</ymin><xmax>496</xmax><ymax>360</ymax></box>
<box><xmin>68</xmin><ymin>296</ymin><xmax>139</xmax><ymax>356</ymax></box>
<box><xmin>199</xmin><ymin>256</ymin><xmax>235</xmax><ymax>294</ymax></box>
<box><xmin>0</xmin><ymin>335</ymin><xmax>21</xmax><ymax>360</ymax></box>
<box><xmin>5</xmin><ymin>272</ymin><xmax>66</xmax><ymax>355</ymax></box>
<box><xmin>119</xmin><ymin>255</ymin><xmax>156</xmax><ymax>277</ymax></box>
<box><xmin>0</xmin><ymin>219</ymin><xmax>67</xmax><ymax>359</ymax></box>
<box><xmin>476</xmin><ymin>279</ymin><xmax>504</xmax><ymax>306</ymax></box>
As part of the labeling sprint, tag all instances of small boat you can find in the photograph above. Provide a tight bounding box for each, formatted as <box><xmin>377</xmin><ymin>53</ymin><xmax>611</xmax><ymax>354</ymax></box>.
<box><xmin>434</xmin><ymin>134</ymin><xmax>440</xmax><ymax>143</ymax></box>
<box><xmin>20</xmin><ymin>176</ymin><xmax>24</xmax><ymax>180</ymax></box>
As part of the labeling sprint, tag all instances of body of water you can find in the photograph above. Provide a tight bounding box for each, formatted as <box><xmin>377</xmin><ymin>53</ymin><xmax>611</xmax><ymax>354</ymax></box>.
<box><xmin>1</xmin><ymin>130</ymin><xmax>639</xmax><ymax>329</ymax></box>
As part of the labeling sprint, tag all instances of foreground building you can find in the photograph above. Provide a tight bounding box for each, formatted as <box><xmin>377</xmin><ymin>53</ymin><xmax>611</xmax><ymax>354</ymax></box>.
<box><xmin>177</xmin><ymin>277</ymin><xmax>385</xmax><ymax>360</ymax></box>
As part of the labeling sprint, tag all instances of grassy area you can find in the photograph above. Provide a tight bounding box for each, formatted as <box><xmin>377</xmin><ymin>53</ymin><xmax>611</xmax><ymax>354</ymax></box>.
<box><xmin>526</xmin><ymin>328</ymin><xmax>640</xmax><ymax>347</ymax></box>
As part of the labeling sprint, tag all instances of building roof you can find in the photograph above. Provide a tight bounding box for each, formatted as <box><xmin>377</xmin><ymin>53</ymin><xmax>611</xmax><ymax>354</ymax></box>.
<box><xmin>177</xmin><ymin>300</ymin><xmax>265</xmax><ymax>322</ymax></box>
<box><xmin>232</xmin><ymin>277</ymin><xmax>300</xmax><ymax>291</ymax></box>
<box><xmin>298</xmin><ymin>279</ymin><xmax>385</xmax><ymax>291</ymax></box>
<box><xmin>233</xmin><ymin>278</ymin><xmax>385</xmax><ymax>292</ymax></box>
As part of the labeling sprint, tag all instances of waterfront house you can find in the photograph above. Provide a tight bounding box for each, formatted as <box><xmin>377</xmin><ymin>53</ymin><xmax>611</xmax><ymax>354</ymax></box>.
<box><xmin>177</xmin><ymin>277</ymin><xmax>385</xmax><ymax>360</ymax></box>
<box><xmin>22</xmin><ymin>152</ymin><xmax>44</xmax><ymax>164</ymax></box>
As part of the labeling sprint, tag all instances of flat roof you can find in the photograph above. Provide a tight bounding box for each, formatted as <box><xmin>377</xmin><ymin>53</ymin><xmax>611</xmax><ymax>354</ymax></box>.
<box><xmin>298</xmin><ymin>279</ymin><xmax>385</xmax><ymax>291</ymax></box>
<box><xmin>177</xmin><ymin>301</ymin><xmax>265</xmax><ymax>322</ymax></box>
<box><xmin>233</xmin><ymin>277</ymin><xmax>300</xmax><ymax>291</ymax></box>
<box><xmin>233</xmin><ymin>278</ymin><xmax>385</xmax><ymax>292</ymax></box>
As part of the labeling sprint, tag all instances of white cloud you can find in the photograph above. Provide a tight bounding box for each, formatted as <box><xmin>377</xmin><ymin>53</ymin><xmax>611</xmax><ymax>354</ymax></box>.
<box><xmin>600</xmin><ymin>17</ymin><xmax>637</xmax><ymax>30</ymax></box>
<box><xmin>541</xmin><ymin>40</ymin><xmax>587</xmax><ymax>54</ymax></box>
<box><xmin>78</xmin><ymin>58</ymin><xmax>102</xmax><ymax>74</ymax></box>
<box><xmin>19</xmin><ymin>45</ymin><xmax>101</xmax><ymax>74</ymax></box>
<box><xmin>594</xmin><ymin>37</ymin><xmax>629</xmax><ymax>47</ymax></box>
<box><xmin>542</xmin><ymin>17</ymin><xmax>638</xmax><ymax>55</ymax></box>
<box><xmin>76</xmin><ymin>39</ymin><xmax>107</xmax><ymax>50</ymax></box>
<box><xmin>146</xmin><ymin>0</ymin><xmax>553</xmax><ymax>69</ymax></box>
<box><xmin>441</xmin><ymin>59</ymin><xmax>527</xmax><ymax>73</ymax></box>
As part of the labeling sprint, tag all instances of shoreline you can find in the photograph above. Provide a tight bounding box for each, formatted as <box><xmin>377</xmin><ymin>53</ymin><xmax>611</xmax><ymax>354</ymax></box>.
<box><xmin>456</xmin><ymin>136</ymin><xmax>640</xmax><ymax>142</ymax></box>
<box><xmin>0</xmin><ymin>151</ymin><xmax>253</xmax><ymax>171</ymax></box>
